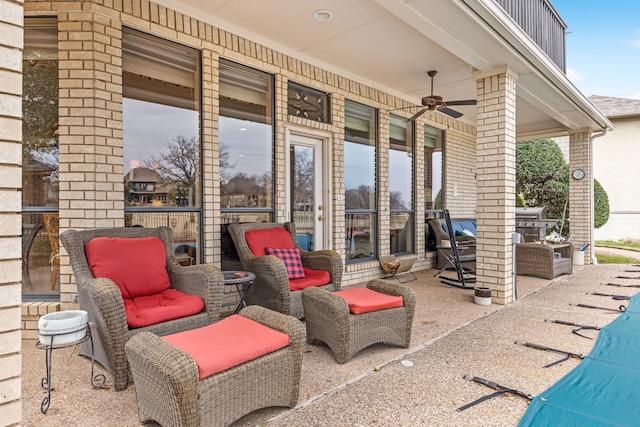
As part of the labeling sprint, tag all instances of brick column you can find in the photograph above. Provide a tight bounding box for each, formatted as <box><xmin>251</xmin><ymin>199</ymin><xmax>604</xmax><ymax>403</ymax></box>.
<box><xmin>58</xmin><ymin>9</ymin><xmax>123</xmax><ymax>308</ymax></box>
<box><xmin>0</xmin><ymin>1</ymin><xmax>24</xmax><ymax>424</ymax></box>
<box><xmin>569</xmin><ymin>130</ymin><xmax>592</xmax><ymax>263</ymax></box>
<box><xmin>474</xmin><ymin>66</ymin><xmax>518</xmax><ymax>304</ymax></box>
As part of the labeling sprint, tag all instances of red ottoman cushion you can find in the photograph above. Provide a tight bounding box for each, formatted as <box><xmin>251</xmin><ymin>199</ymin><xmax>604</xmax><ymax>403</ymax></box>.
<box><xmin>163</xmin><ymin>315</ymin><xmax>291</xmax><ymax>380</ymax></box>
<box><xmin>334</xmin><ymin>287</ymin><xmax>404</xmax><ymax>314</ymax></box>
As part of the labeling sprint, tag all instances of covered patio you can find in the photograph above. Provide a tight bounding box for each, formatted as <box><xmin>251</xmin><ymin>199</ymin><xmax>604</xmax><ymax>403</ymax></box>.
<box><xmin>21</xmin><ymin>264</ymin><xmax>636</xmax><ymax>425</ymax></box>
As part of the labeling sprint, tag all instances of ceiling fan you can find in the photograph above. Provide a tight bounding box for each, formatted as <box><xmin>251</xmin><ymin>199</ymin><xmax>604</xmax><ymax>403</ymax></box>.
<box><xmin>409</xmin><ymin>70</ymin><xmax>476</xmax><ymax>121</ymax></box>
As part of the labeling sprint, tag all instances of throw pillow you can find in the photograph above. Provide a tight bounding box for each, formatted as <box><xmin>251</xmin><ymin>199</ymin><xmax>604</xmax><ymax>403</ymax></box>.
<box><xmin>266</xmin><ymin>247</ymin><xmax>306</xmax><ymax>279</ymax></box>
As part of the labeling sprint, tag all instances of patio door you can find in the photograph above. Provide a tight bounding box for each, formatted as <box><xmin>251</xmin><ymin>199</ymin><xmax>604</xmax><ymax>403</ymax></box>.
<box><xmin>286</xmin><ymin>130</ymin><xmax>329</xmax><ymax>251</ymax></box>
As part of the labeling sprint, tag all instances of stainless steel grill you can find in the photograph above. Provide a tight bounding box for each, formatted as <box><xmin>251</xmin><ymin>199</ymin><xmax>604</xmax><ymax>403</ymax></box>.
<box><xmin>515</xmin><ymin>207</ymin><xmax>559</xmax><ymax>242</ymax></box>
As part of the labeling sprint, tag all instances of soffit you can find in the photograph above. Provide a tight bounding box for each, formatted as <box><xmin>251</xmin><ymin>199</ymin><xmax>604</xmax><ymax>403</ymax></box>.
<box><xmin>155</xmin><ymin>0</ymin><xmax>612</xmax><ymax>138</ymax></box>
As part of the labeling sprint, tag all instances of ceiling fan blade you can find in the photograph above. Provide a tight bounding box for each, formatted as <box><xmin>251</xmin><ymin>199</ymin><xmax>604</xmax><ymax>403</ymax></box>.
<box><xmin>439</xmin><ymin>107</ymin><xmax>463</xmax><ymax>119</ymax></box>
<box><xmin>409</xmin><ymin>108</ymin><xmax>428</xmax><ymax>121</ymax></box>
<box><xmin>444</xmin><ymin>100</ymin><xmax>476</xmax><ymax>106</ymax></box>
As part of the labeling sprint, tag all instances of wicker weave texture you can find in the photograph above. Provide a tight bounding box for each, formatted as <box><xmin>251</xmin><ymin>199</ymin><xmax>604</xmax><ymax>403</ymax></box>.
<box><xmin>125</xmin><ymin>305</ymin><xmax>306</xmax><ymax>427</ymax></box>
<box><xmin>227</xmin><ymin>222</ymin><xmax>343</xmax><ymax>318</ymax></box>
<box><xmin>60</xmin><ymin>226</ymin><xmax>225</xmax><ymax>391</ymax></box>
<box><xmin>302</xmin><ymin>279</ymin><xmax>416</xmax><ymax>363</ymax></box>
<box><xmin>516</xmin><ymin>242</ymin><xmax>574</xmax><ymax>280</ymax></box>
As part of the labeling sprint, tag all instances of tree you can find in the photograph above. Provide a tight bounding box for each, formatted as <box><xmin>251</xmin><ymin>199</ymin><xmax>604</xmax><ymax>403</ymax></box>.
<box><xmin>145</xmin><ymin>136</ymin><xmax>199</xmax><ymax>206</ymax></box>
<box><xmin>516</xmin><ymin>139</ymin><xmax>610</xmax><ymax>233</ymax></box>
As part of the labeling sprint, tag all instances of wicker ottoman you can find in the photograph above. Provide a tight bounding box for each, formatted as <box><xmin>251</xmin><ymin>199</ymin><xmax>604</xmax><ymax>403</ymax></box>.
<box><xmin>125</xmin><ymin>306</ymin><xmax>305</xmax><ymax>427</ymax></box>
<box><xmin>301</xmin><ymin>279</ymin><xmax>416</xmax><ymax>363</ymax></box>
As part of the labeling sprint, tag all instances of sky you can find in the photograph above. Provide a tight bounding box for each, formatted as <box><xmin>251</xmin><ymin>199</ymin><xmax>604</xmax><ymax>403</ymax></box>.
<box><xmin>551</xmin><ymin>0</ymin><xmax>640</xmax><ymax>99</ymax></box>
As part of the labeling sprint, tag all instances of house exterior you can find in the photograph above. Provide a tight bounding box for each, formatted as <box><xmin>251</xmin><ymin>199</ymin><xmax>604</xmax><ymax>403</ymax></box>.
<box><xmin>588</xmin><ymin>95</ymin><xmax>640</xmax><ymax>241</ymax></box>
<box><xmin>1</xmin><ymin>0</ymin><xmax>613</xmax><ymax>423</ymax></box>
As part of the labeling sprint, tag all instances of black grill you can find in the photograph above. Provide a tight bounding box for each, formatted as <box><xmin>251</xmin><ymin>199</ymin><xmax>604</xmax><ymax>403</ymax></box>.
<box><xmin>516</xmin><ymin>207</ymin><xmax>559</xmax><ymax>242</ymax></box>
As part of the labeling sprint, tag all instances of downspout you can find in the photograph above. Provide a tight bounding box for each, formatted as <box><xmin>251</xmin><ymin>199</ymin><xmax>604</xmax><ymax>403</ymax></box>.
<box><xmin>589</xmin><ymin>128</ymin><xmax>608</xmax><ymax>265</ymax></box>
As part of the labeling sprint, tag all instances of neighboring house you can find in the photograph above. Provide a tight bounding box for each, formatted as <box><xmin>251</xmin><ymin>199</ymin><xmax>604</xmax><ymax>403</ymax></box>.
<box><xmin>124</xmin><ymin>167</ymin><xmax>170</xmax><ymax>206</ymax></box>
<box><xmin>589</xmin><ymin>95</ymin><xmax>640</xmax><ymax>241</ymax></box>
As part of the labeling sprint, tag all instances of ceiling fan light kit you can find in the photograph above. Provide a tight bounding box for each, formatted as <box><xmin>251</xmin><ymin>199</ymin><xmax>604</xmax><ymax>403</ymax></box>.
<box><xmin>409</xmin><ymin>70</ymin><xmax>476</xmax><ymax>121</ymax></box>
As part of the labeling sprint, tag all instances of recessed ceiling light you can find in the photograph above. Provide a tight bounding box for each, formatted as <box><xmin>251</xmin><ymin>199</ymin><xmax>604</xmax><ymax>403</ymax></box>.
<box><xmin>313</xmin><ymin>10</ymin><xmax>332</xmax><ymax>21</ymax></box>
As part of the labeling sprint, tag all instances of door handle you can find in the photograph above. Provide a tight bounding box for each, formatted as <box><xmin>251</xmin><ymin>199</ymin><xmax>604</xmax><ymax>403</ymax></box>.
<box><xmin>318</xmin><ymin>215</ymin><xmax>324</xmax><ymax>221</ymax></box>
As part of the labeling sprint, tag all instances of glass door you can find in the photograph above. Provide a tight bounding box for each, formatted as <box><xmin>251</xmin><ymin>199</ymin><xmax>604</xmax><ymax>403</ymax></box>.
<box><xmin>287</xmin><ymin>132</ymin><xmax>326</xmax><ymax>250</ymax></box>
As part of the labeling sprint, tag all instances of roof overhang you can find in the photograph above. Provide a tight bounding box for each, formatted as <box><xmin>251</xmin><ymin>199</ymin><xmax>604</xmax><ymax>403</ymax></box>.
<box><xmin>154</xmin><ymin>0</ymin><xmax>613</xmax><ymax>138</ymax></box>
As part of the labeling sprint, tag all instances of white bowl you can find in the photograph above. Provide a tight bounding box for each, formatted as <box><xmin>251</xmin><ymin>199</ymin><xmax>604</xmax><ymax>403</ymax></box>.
<box><xmin>38</xmin><ymin>310</ymin><xmax>88</xmax><ymax>346</ymax></box>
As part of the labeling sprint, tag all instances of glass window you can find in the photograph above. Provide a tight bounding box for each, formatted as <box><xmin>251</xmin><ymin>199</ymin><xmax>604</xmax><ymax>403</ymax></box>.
<box><xmin>389</xmin><ymin>115</ymin><xmax>414</xmax><ymax>254</ymax></box>
<box><xmin>122</xmin><ymin>29</ymin><xmax>202</xmax><ymax>263</ymax></box>
<box><xmin>424</xmin><ymin>125</ymin><xmax>444</xmax><ymax>251</ymax></box>
<box><xmin>22</xmin><ymin>18</ymin><xmax>59</xmax><ymax>300</ymax></box>
<box><xmin>287</xmin><ymin>81</ymin><xmax>330</xmax><ymax>123</ymax></box>
<box><xmin>345</xmin><ymin>100</ymin><xmax>377</xmax><ymax>262</ymax></box>
<box><xmin>424</xmin><ymin>125</ymin><xmax>444</xmax><ymax>210</ymax></box>
<box><xmin>219</xmin><ymin>60</ymin><xmax>275</xmax><ymax>270</ymax></box>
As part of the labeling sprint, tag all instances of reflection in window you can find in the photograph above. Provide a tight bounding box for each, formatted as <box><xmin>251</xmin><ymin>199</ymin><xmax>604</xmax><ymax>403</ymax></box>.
<box><xmin>424</xmin><ymin>125</ymin><xmax>444</xmax><ymax>251</ymax></box>
<box><xmin>22</xmin><ymin>18</ymin><xmax>60</xmax><ymax>299</ymax></box>
<box><xmin>424</xmin><ymin>125</ymin><xmax>444</xmax><ymax>210</ymax></box>
<box><xmin>122</xmin><ymin>28</ymin><xmax>202</xmax><ymax>262</ymax></box>
<box><xmin>345</xmin><ymin>100</ymin><xmax>377</xmax><ymax>262</ymax></box>
<box><xmin>219</xmin><ymin>60</ymin><xmax>274</xmax><ymax>270</ymax></box>
<box><xmin>389</xmin><ymin>115</ymin><xmax>414</xmax><ymax>254</ymax></box>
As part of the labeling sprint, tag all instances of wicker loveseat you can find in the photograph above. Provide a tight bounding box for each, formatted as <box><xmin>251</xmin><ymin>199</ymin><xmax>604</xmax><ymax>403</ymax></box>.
<box><xmin>228</xmin><ymin>222</ymin><xmax>343</xmax><ymax>318</ymax></box>
<box><xmin>61</xmin><ymin>226</ymin><xmax>224</xmax><ymax>391</ymax></box>
<box><xmin>515</xmin><ymin>242</ymin><xmax>574</xmax><ymax>280</ymax></box>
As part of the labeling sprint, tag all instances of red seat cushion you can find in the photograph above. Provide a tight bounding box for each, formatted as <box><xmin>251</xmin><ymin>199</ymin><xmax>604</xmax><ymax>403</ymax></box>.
<box><xmin>85</xmin><ymin>236</ymin><xmax>170</xmax><ymax>299</ymax></box>
<box><xmin>163</xmin><ymin>315</ymin><xmax>291</xmax><ymax>380</ymax></box>
<box><xmin>289</xmin><ymin>268</ymin><xmax>331</xmax><ymax>291</ymax></box>
<box><xmin>334</xmin><ymin>287</ymin><xmax>404</xmax><ymax>314</ymax></box>
<box><xmin>266</xmin><ymin>247</ymin><xmax>305</xmax><ymax>279</ymax></box>
<box><xmin>124</xmin><ymin>289</ymin><xmax>205</xmax><ymax>328</ymax></box>
<box><xmin>245</xmin><ymin>228</ymin><xmax>294</xmax><ymax>256</ymax></box>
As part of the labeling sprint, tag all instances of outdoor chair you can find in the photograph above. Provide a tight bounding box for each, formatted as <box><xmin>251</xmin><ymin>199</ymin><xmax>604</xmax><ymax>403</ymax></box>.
<box><xmin>60</xmin><ymin>226</ymin><xmax>224</xmax><ymax>391</ymax></box>
<box><xmin>302</xmin><ymin>279</ymin><xmax>416</xmax><ymax>363</ymax></box>
<box><xmin>227</xmin><ymin>222</ymin><xmax>343</xmax><ymax>318</ymax></box>
<box><xmin>516</xmin><ymin>242</ymin><xmax>573</xmax><ymax>280</ymax></box>
<box><xmin>125</xmin><ymin>305</ymin><xmax>305</xmax><ymax>427</ymax></box>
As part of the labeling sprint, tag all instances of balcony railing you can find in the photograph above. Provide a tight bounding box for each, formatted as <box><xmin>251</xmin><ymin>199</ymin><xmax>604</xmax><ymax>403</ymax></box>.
<box><xmin>496</xmin><ymin>0</ymin><xmax>567</xmax><ymax>71</ymax></box>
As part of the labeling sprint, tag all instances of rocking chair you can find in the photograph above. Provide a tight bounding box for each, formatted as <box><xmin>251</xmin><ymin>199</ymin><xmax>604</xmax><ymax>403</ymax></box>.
<box><xmin>437</xmin><ymin>209</ymin><xmax>476</xmax><ymax>289</ymax></box>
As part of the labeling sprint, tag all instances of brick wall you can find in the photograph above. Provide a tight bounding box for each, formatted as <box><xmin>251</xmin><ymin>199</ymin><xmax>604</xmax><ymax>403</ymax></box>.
<box><xmin>474</xmin><ymin>66</ymin><xmax>518</xmax><ymax>304</ymax></box>
<box><xmin>569</xmin><ymin>130</ymin><xmax>592</xmax><ymax>263</ymax></box>
<box><xmin>0</xmin><ymin>0</ymin><xmax>24</xmax><ymax>424</ymax></box>
<box><xmin>22</xmin><ymin>0</ymin><xmax>478</xmax><ymax>302</ymax></box>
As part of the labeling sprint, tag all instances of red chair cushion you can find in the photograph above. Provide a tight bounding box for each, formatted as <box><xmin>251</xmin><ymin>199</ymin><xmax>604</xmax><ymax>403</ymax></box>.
<box><xmin>289</xmin><ymin>268</ymin><xmax>331</xmax><ymax>291</ymax></box>
<box><xmin>245</xmin><ymin>228</ymin><xmax>294</xmax><ymax>256</ymax></box>
<box><xmin>266</xmin><ymin>247</ymin><xmax>305</xmax><ymax>279</ymax></box>
<box><xmin>334</xmin><ymin>287</ymin><xmax>404</xmax><ymax>314</ymax></box>
<box><xmin>85</xmin><ymin>236</ymin><xmax>171</xmax><ymax>299</ymax></box>
<box><xmin>163</xmin><ymin>314</ymin><xmax>291</xmax><ymax>380</ymax></box>
<box><xmin>124</xmin><ymin>289</ymin><xmax>205</xmax><ymax>328</ymax></box>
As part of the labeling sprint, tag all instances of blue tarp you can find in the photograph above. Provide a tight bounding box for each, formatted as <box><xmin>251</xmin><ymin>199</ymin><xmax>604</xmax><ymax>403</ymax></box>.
<box><xmin>518</xmin><ymin>293</ymin><xmax>640</xmax><ymax>427</ymax></box>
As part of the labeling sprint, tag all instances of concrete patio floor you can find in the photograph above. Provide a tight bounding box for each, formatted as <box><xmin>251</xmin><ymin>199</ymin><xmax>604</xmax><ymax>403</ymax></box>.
<box><xmin>21</xmin><ymin>263</ymin><xmax>640</xmax><ymax>426</ymax></box>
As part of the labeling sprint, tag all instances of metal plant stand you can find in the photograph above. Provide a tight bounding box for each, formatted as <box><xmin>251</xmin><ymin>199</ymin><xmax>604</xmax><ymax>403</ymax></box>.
<box><xmin>36</xmin><ymin>323</ymin><xmax>106</xmax><ymax>413</ymax></box>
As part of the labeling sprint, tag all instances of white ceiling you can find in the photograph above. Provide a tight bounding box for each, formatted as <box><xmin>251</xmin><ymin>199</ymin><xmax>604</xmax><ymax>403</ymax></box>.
<box><xmin>156</xmin><ymin>0</ymin><xmax>611</xmax><ymax>138</ymax></box>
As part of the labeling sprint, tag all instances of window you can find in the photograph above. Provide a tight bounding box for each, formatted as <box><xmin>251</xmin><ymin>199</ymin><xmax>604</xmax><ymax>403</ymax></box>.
<box><xmin>424</xmin><ymin>125</ymin><xmax>444</xmax><ymax>211</ymax></box>
<box><xmin>287</xmin><ymin>81</ymin><xmax>330</xmax><ymax>123</ymax></box>
<box><xmin>122</xmin><ymin>29</ymin><xmax>202</xmax><ymax>263</ymax></box>
<box><xmin>219</xmin><ymin>60</ymin><xmax>275</xmax><ymax>270</ymax></box>
<box><xmin>22</xmin><ymin>18</ymin><xmax>59</xmax><ymax>300</ymax></box>
<box><xmin>389</xmin><ymin>115</ymin><xmax>414</xmax><ymax>254</ymax></box>
<box><xmin>345</xmin><ymin>100</ymin><xmax>377</xmax><ymax>262</ymax></box>
<box><xmin>424</xmin><ymin>125</ymin><xmax>444</xmax><ymax>251</ymax></box>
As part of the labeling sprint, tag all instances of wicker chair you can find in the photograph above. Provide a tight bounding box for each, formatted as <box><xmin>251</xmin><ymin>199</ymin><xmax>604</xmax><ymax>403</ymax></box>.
<box><xmin>227</xmin><ymin>222</ymin><xmax>343</xmax><ymax>318</ymax></box>
<box><xmin>60</xmin><ymin>226</ymin><xmax>224</xmax><ymax>391</ymax></box>
<box><xmin>515</xmin><ymin>242</ymin><xmax>574</xmax><ymax>280</ymax></box>
<box><xmin>301</xmin><ymin>279</ymin><xmax>416</xmax><ymax>363</ymax></box>
<box><xmin>125</xmin><ymin>306</ymin><xmax>306</xmax><ymax>427</ymax></box>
